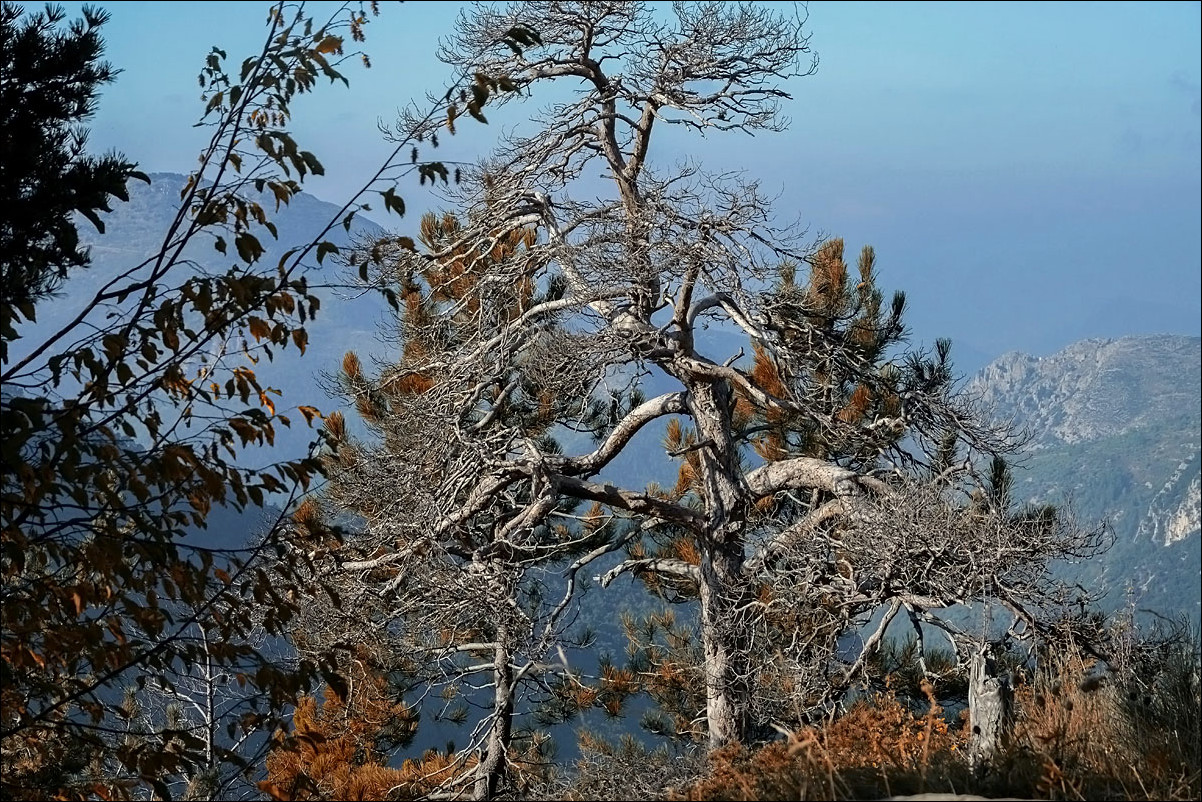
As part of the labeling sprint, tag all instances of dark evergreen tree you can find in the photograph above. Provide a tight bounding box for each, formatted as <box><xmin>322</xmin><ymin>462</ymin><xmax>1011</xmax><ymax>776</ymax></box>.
<box><xmin>0</xmin><ymin>3</ymin><xmax>146</xmax><ymax>359</ymax></box>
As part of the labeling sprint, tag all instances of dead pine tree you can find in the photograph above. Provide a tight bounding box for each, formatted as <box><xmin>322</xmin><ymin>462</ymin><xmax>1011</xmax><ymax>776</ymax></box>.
<box><xmin>295</xmin><ymin>5</ymin><xmax>1110</xmax><ymax>788</ymax></box>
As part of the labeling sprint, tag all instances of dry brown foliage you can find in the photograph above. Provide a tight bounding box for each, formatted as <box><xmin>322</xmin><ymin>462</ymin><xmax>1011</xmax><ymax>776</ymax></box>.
<box><xmin>260</xmin><ymin>664</ymin><xmax>460</xmax><ymax>802</ymax></box>
<box><xmin>998</xmin><ymin>645</ymin><xmax>1201</xmax><ymax>801</ymax></box>
<box><xmin>676</xmin><ymin>683</ymin><xmax>966</xmax><ymax>801</ymax></box>
<box><xmin>669</xmin><ymin>639</ymin><xmax>1200</xmax><ymax>802</ymax></box>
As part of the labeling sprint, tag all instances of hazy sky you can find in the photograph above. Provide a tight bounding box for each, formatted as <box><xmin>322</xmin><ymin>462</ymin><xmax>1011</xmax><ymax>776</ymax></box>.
<box><xmin>56</xmin><ymin>0</ymin><xmax>1202</xmax><ymax>372</ymax></box>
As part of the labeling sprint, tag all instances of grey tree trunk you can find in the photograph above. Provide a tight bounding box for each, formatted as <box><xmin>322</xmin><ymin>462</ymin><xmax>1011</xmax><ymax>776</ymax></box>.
<box><xmin>689</xmin><ymin>378</ymin><xmax>752</xmax><ymax>748</ymax></box>
<box><xmin>473</xmin><ymin>631</ymin><xmax>514</xmax><ymax>801</ymax></box>
<box><xmin>967</xmin><ymin>643</ymin><xmax>1012</xmax><ymax>774</ymax></box>
<box><xmin>698</xmin><ymin>546</ymin><xmax>751</xmax><ymax>748</ymax></box>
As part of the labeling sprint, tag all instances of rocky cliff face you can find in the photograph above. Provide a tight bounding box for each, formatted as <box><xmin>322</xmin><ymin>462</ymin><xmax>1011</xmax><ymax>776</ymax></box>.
<box><xmin>1137</xmin><ymin>451</ymin><xmax>1202</xmax><ymax>547</ymax></box>
<box><xmin>967</xmin><ymin>335</ymin><xmax>1201</xmax><ymax>619</ymax></box>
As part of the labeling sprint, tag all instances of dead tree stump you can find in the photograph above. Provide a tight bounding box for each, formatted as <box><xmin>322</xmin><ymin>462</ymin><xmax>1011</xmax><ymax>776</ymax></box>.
<box><xmin>968</xmin><ymin>642</ymin><xmax>1012</xmax><ymax>775</ymax></box>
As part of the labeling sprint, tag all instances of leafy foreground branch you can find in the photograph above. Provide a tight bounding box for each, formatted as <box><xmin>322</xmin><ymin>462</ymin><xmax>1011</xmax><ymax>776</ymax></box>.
<box><xmin>1</xmin><ymin>1</ymin><xmax>538</xmax><ymax>797</ymax></box>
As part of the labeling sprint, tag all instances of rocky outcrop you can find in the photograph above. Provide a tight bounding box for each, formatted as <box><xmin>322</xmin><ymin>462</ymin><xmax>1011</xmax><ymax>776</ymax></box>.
<box><xmin>1138</xmin><ymin>458</ymin><xmax>1201</xmax><ymax>546</ymax></box>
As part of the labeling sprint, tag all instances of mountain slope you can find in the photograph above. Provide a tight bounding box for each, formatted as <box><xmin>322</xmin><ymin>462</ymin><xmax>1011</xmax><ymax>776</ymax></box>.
<box><xmin>968</xmin><ymin>335</ymin><xmax>1201</xmax><ymax>621</ymax></box>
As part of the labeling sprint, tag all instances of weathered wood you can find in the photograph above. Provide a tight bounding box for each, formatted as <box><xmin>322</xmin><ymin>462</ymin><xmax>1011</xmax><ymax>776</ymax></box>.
<box><xmin>967</xmin><ymin>643</ymin><xmax>1013</xmax><ymax>774</ymax></box>
<box><xmin>473</xmin><ymin>627</ymin><xmax>514</xmax><ymax>801</ymax></box>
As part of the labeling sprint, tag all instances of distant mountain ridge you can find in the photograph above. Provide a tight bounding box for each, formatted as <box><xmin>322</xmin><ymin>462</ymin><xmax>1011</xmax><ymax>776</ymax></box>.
<box><xmin>967</xmin><ymin>335</ymin><xmax>1201</xmax><ymax>620</ymax></box>
<box><xmin>970</xmin><ymin>335</ymin><xmax>1200</xmax><ymax>447</ymax></box>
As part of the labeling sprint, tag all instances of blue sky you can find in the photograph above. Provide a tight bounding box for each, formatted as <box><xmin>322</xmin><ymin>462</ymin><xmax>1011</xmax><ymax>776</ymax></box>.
<box><xmin>57</xmin><ymin>1</ymin><xmax>1201</xmax><ymax>372</ymax></box>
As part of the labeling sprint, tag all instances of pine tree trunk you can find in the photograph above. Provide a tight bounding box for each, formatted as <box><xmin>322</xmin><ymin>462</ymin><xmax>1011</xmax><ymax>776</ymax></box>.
<box><xmin>689</xmin><ymin>378</ymin><xmax>751</xmax><ymax>748</ymax></box>
<box><xmin>473</xmin><ymin>629</ymin><xmax>514</xmax><ymax>801</ymax></box>
<box><xmin>967</xmin><ymin>643</ymin><xmax>1011</xmax><ymax>775</ymax></box>
<box><xmin>698</xmin><ymin>545</ymin><xmax>750</xmax><ymax>748</ymax></box>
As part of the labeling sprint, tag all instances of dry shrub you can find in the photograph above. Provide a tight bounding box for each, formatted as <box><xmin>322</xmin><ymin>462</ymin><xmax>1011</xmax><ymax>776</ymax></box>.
<box><xmin>533</xmin><ymin>733</ymin><xmax>707</xmax><ymax>801</ymax></box>
<box><xmin>998</xmin><ymin>640</ymin><xmax>1201</xmax><ymax>801</ymax></box>
<box><xmin>259</xmin><ymin>675</ymin><xmax>443</xmax><ymax>802</ymax></box>
<box><xmin>553</xmin><ymin>631</ymin><xmax>1199</xmax><ymax>801</ymax></box>
<box><xmin>675</xmin><ymin>683</ymin><xmax>969</xmax><ymax>800</ymax></box>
